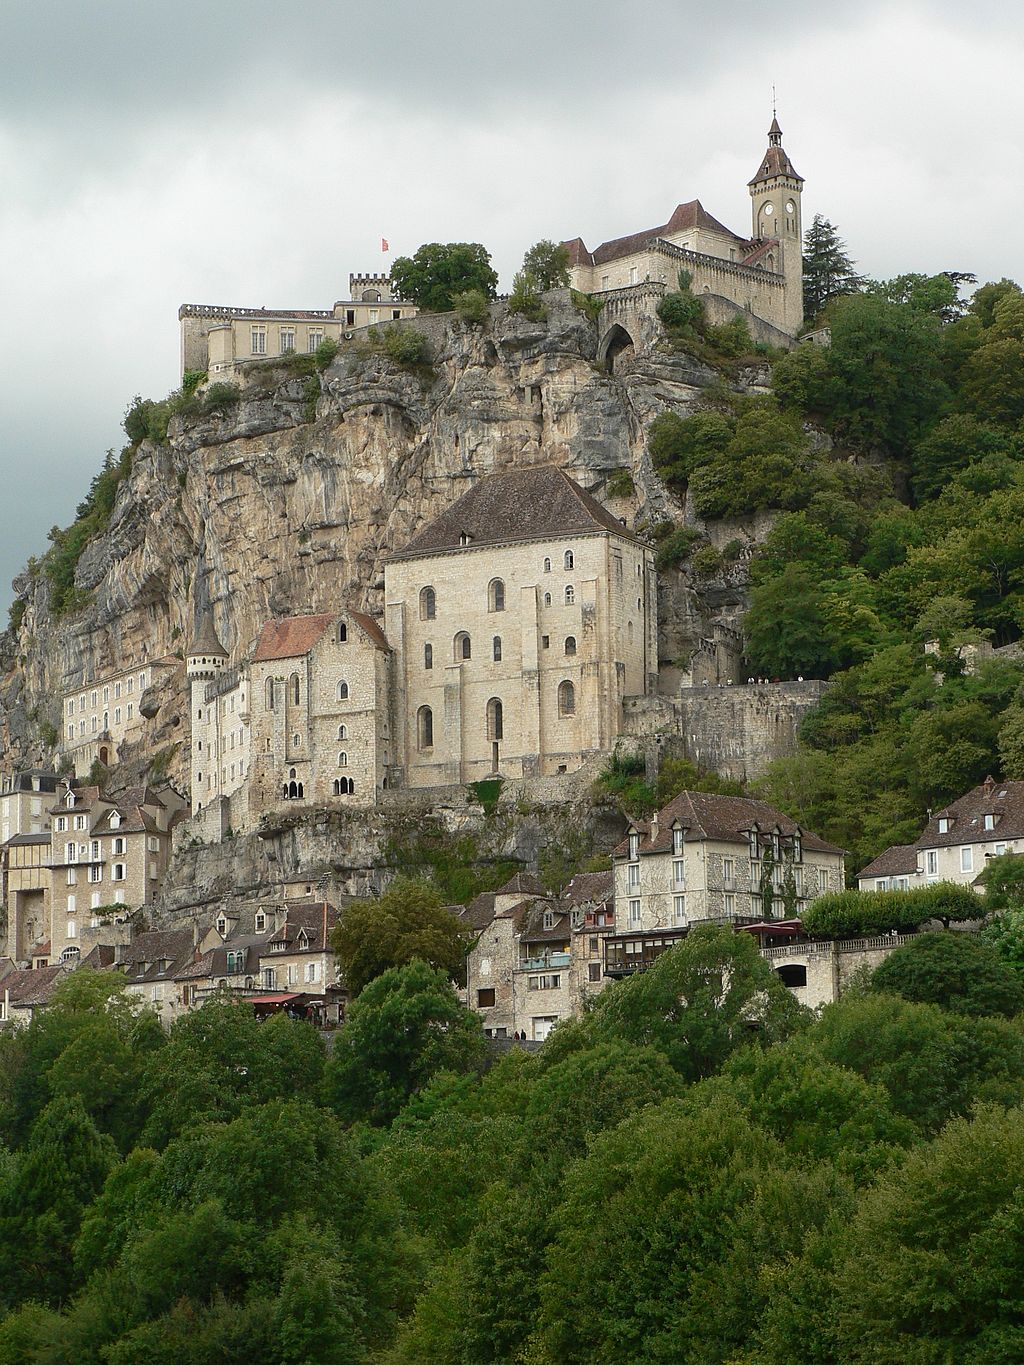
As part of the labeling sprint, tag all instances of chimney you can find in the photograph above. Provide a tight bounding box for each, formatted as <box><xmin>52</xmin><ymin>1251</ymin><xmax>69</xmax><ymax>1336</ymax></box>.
<box><xmin>649</xmin><ymin>810</ymin><xmax>660</xmax><ymax>842</ymax></box>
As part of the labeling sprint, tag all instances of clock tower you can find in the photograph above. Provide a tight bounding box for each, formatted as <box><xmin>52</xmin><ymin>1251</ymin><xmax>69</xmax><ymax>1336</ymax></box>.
<box><xmin>748</xmin><ymin>117</ymin><xmax>805</xmax><ymax>335</ymax></box>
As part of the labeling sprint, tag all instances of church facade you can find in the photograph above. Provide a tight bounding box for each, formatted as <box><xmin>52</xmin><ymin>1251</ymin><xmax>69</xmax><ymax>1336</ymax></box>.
<box><xmin>564</xmin><ymin>119</ymin><xmax>804</xmax><ymax>339</ymax></box>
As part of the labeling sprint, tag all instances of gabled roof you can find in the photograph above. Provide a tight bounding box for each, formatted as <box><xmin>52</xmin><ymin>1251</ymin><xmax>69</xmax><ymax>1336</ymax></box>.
<box><xmin>613</xmin><ymin>791</ymin><xmax>843</xmax><ymax>858</ymax></box>
<box><xmin>393</xmin><ymin>465</ymin><xmax>636</xmax><ymax>559</ymax></box>
<box><xmin>1</xmin><ymin>965</ymin><xmax>65</xmax><ymax>1008</ymax></box>
<box><xmin>924</xmin><ymin>778</ymin><xmax>1024</xmax><ymax>848</ymax></box>
<box><xmin>565</xmin><ymin>199</ymin><xmax>743</xmax><ymax>269</ymax></box>
<box><xmin>856</xmin><ymin>844</ymin><xmax>920</xmax><ymax>881</ymax></box>
<box><xmin>459</xmin><ymin>892</ymin><xmax>498</xmax><ymax>932</ymax></box>
<box><xmin>252</xmin><ymin>614</ymin><xmax>335</xmax><ymax>663</ymax></box>
<box><xmin>263</xmin><ymin>902</ymin><xmax>337</xmax><ymax>955</ymax></box>
<box><xmin>348</xmin><ymin>610</ymin><xmax>390</xmax><ymax>652</ymax></box>
<box><xmin>122</xmin><ymin>929</ymin><xmax>195</xmax><ymax>985</ymax></box>
<box><xmin>563</xmin><ymin>869</ymin><xmax>613</xmax><ymax>906</ymax></box>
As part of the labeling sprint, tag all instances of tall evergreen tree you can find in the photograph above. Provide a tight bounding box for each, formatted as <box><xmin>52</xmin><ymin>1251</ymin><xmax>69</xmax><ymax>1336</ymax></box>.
<box><xmin>802</xmin><ymin>215</ymin><xmax>864</xmax><ymax>322</ymax></box>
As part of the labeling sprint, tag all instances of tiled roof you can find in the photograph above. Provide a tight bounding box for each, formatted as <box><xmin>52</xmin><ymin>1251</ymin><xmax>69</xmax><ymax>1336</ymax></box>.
<box><xmin>565</xmin><ymin>199</ymin><xmax>743</xmax><ymax>269</ymax></box>
<box><xmin>459</xmin><ymin>892</ymin><xmax>497</xmax><ymax>932</ymax></box>
<box><xmin>2</xmin><ymin>965</ymin><xmax>65</xmax><ymax>1008</ymax></box>
<box><xmin>748</xmin><ymin>144</ymin><xmax>803</xmax><ymax>187</ymax></box>
<box><xmin>2</xmin><ymin>771</ymin><xmax>59</xmax><ymax>794</ymax></box>
<box><xmin>495</xmin><ymin>871</ymin><xmax>547</xmax><ymax>898</ymax></box>
<box><xmin>264</xmin><ymin>902</ymin><xmax>337</xmax><ymax>954</ymax></box>
<box><xmin>5</xmin><ymin>832</ymin><xmax>51</xmax><ymax>846</ymax></box>
<box><xmin>81</xmin><ymin>944</ymin><xmax>116</xmax><ymax>969</ymax></box>
<box><xmin>613</xmin><ymin>791</ymin><xmax>843</xmax><ymax>858</ymax></box>
<box><xmin>563</xmin><ymin>869</ymin><xmax>613</xmax><ymax>905</ymax></box>
<box><xmin>252</xmin><ymin>614</ymin><xmax>335</xmax><ymax>662</ymax></box>
<box><xmin>515</xmin><ymin>898</ymin><xmax>571</xmax><ymax>943</ymax></box>
<box><xmin>349</xmin><ymin>610</ymin><xmax>390</xmax><ymax>652</ymax></box>
<box><xmin>920</xmin><ymin>778</ymin><xmax>1024</xmax><ymax>849</ymax></box>
<box><xmin>393</xmin><ymin>466</ymin><xmax>636</xmax><ymax>559</ymax></box>
<box><xmin>122</xmin><ymin>929</ymin><xmax>195</xmax><ymax>984</ymax></box>
<box><xmin>856</xmin><ymin>844</ymin><xmax>920</xmax><ymax>881</ymax></box>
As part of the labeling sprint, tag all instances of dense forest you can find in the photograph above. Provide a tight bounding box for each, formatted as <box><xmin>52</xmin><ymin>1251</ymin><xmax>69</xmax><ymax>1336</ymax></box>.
<box><xmin>5</xmin><ymin>921</ymin><xmax>1024</xmax><ymax>1362</ymax></box>
<box><xmin>651</xmin><ymin>269</ymin><xmax>1024</xmax><ymax>870</ymax></box>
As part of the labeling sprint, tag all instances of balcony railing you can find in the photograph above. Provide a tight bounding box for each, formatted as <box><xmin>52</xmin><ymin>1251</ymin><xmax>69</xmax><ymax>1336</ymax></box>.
<box><xmin>518</xmin><ymin>951</ymin><xmax>571</xmax><ymax>971</ymax></box>
<box><xmin>604</xmin><ymin>930</ymin><xmax>688</xmax><ymax>977</ymax></box>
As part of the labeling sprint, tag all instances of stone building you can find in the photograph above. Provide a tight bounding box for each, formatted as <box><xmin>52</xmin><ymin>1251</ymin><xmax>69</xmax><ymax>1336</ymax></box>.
<box><xmin>60</xmin><ymin>660</ymin><xmax>174</xmax><ymax>778</ymax></box>
<box><xmin>247</xmin><ymin>610</ymin><xmax>391</xmax><ymax>817</ymax></box>
<box><xmin>564</xmin><ymin>118</ymin><xmax>804</xmax><ymax>343</ymax></box>
<box><xmin>2</xmin><ymin>831</ymin><xmax>51</xmax><ymax>963</ymax></box>
<box><xmin>605</xmin><ymin>791</ymin><xmax>844</xmax><ymax>977</ymax></box>
<box><xmin>857</xmin><ymin>776</ymin><xmax>1024</xmax><ymax>892</ymax></box>
<box><xmin>46</xmin><ymin>783</ymin><xmax>187</xmax><ymax>963</ymax></box>
<box><xmin>0</xmin><ymin>770</ymin><xmax>57</xmax><ymax>843</ymax></box>
<box><xmin>385</xmin><ymin>465</ymin><xmax>657</xmax><ymax>787</ymax></box>
<box><xmin>121</xmin><ymin>928</ymin><xmax>197</xmax><ymax>1020</ymax></box>
<box><xmin>178</xmin><ymin>273</ymin><xmax>418</xmax><ymax>379</ymax></box>
<box><xmin>187</xmin><ymin>611</ymin><xmax>250</xmax><ymax>821</ymax></box>
<box><xmin>0</xmin><ymin>963</ymin><xmax>66</xmax><ymax>1030</ymax></box>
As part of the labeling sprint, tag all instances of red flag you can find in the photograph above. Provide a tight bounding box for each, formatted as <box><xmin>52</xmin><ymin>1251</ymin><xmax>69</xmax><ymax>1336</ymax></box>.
<box><xmin>381</xmin><ymin>237</ymin><xmax>390</xmax><ymax>252</ymax></box>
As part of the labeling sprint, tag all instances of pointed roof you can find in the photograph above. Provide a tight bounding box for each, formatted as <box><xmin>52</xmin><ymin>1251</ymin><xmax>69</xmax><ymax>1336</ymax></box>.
<box><xmin>348</xmin><ymin>610</ymin><xmax>390</xmax><ymax>652</ymax></box>
<box><xmin>564</xmin><ymin>199</ymin><xmax>743</xmax><ymax>269</ymax></box>
<box><xmin>392</xmin><ymin>465</ymin><xmax>636</xmax><ymax>559</ymax></box>
<box><xmin>188</xmin><ymin>608</ymin><xmax>228</xmax><ymax>659</ymax></box>
<box><xmin>748</xmin><ymin>119</ymin><xmax>803</xmax><ymax>188</ymax></box>
<box><xmin>252</xmin><ymin>613</ymin><xmax>335</xmax><ymax>662</ymax></box>
<box><xmin>612</xmin><ymin>791</ymin><xmax>843</xmax><ymax>857</ymax></box>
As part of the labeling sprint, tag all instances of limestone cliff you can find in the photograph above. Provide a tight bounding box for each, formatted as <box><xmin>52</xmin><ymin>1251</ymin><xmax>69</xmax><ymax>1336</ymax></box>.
<box><xmin>0</xmin><ymin>290</ymin><xmax>771</xmax><ymax>785</ymax></box>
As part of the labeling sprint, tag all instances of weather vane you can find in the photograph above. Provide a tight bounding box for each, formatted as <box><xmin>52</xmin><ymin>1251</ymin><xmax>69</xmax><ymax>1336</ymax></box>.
<box><xmin>772</xmin><ymin>84</ymin><xmax>777</xmax><ymax>119</ymax></box>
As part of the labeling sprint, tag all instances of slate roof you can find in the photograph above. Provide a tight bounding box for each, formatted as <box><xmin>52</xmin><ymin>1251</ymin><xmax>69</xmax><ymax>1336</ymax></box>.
<box><xmin>264</xmin><ymin>902</ymin><xmax>337</xmax><ymax>955</ymax></box>
<box><xmin>393</xmin><ymin>466</ymin><xmax>636</xmax><ymax>559</ymax></box>
<box><xmin>459</xmin><ymin>892</ymin><xmax>498</xmax><ymax>932</ymax></box>
<box><xmin>748</xmin><ymin>143</ymin><xmax>804</xmax><ymax>187</ymax></box>
<box><xmin>121</xmin><ymin>929</ymin><xmax>195</xmax><ymax>985</ymax></box>
<box><xmin>188</xmin><ymin>608</ymin><xmax>229</xmax><ymax>659</ymax></box>
<box><xmin>1</xmin><ymin>965</ymin><xmax>65</xmax><ymax>1009</ymax></box>
<box><xmin>856</xmin><ymin>844</ymin><xmax>921</xmax><ymax>881</ymax></box>
<box><xmin>1</xmin><ymin>771</ymin><xmax>59</xmax><ymax>794</ymax></box>
<box><xmin>512</xmin><ymin>898</ymin><xmax>571</xmax><ymax>943</ymax></box>
<box><xmin>252</xmin><ymin>614</ymin><xmax>335</xmax><ymax>662</ymax></box>
<box><xmin>5</xmin><ymin>832</ymin><xmax>51</xmax><ymax>846</ymax></box>
<box><xmin>563</xmin><ymin>869</ymin><xmax>613</xmax><ymax>906</ymax></box>
<box><xmin>565</xmin><ymin>199</ymin><xmax>743</xmax><ymax>269</ymax></box>
<box><xmin>495</xmin><ymin>871</ymin><xmax>548</xmax><ymax>899</ymax></box>
<box><xmin>613</xmin><ymin>791</ymin><xmax>843</xmax><ymax>858</ymax></box>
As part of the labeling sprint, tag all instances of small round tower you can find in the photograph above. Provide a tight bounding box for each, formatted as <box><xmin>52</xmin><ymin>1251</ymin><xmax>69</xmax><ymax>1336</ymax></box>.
<box><xmin>186</xmin><ymin>608</ymin><xmax>229</xmax><ymax>683</ymax></box>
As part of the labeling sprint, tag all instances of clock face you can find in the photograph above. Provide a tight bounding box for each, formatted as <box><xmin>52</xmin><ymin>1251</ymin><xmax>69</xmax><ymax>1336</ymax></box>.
<box><xmin>763</xmin><ymin>202</ymin><xmax>774</xmax><ymax>217</ymax></box>
<box><xmin>785</xmin><ymin>200</ymin><xmax>796</xmax><ymax>214</ymax></box>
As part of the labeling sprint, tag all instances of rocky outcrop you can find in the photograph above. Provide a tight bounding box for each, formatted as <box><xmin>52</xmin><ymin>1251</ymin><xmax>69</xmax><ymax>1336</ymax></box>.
<box><xmin>1</xmin><ymin>290</ymin><xmax>773</xmax><ymax>787</ymax></box>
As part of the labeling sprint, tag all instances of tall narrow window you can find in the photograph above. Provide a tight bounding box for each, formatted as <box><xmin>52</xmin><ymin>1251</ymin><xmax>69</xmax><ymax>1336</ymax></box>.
<box><xmin>486</xmin><ymin>698</ymin><xmax>504</xmax><ymax>742</ymax></box>
<box><xmin>337</xmin><ymin>723</ymin><xmax>347</xmax><ymax>740</ymax></box>
<box><xmin>564</xmin><ymin>585</ymin><xmax>575</xmax><ymax>605</ymax></box>
<box><xmin>543</xmin><ymin>557</ymin><xmax>551</xmax><ymax>573</ymax></box>
<box><xmin>265</xmin><ymin>677</ymin><xmax>274</xmax><ymax>711</ymax></box>
<box><xmin>337</xmin><ymin>622</ymin><xmax>347</xmax><ymax>642</ymax></box>
<box><xmin>290</xmin><ymin>672</ymin><xmax>300</xmax><ymax>705</ymax></box>
<box><xmin>424</xmin><ymin>643</ymin><xmax>433</xmax><ymax>670</ymax></box>
<box><xmin>564</xmin><ymin>636</ymin><xmax>576</xmax><ymax>656</ymax></box>
<box><xmin>564</xmin><ymin>550</ymin><xmax>574</xmax><ymax>570</ymax></box>
<box><xmin>558</xmin><ymin>680</ymin><xmax>576</xmax><ymax>716</ymax></box>
<box><xmin>420</xmin><ymin>587</ymin><xmax>436</xmax><ymax>621</ymax></box>
<box><xmin>338</xmin><ymin>751</ymin><xmax>348</xmax><ymax>767</ymax></box>
<box><xmin>417</xmin><ymin>706</ymin><xmax>434</xmax><ymax>750</ymax></box>
<box><xmin>454</xmin><ymin>632</ymin><xmax>471</xmax><ymax>661</ymax></box>
<box><xmin>493</xmin><ymin>636</ymin><xmax>502</xmax><ymax>662</ymax></box>
<box><xmin>488</xmin><ymin>578</ymin><xmax>505</xmax><ymax>612</ymax></box>
<box><xmin>337</xmin><ymin>681</ymin><xmax>349</xmax><ymax>701</ymax></box>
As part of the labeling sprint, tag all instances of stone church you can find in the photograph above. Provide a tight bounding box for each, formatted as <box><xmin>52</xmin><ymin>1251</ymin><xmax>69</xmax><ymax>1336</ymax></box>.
<box><xmin>186</xmin><ymin>465</ymin><xmax>657</xmax><ymax>830</ymax></box>
<box><xmin>564</xmin><ymin>118</ymin><xmax>804</xmax><ymax>342</ymax></box>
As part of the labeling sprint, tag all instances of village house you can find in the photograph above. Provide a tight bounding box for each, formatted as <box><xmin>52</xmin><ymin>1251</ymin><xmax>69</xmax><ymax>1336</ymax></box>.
<box><xmin>857</xmin><ymin>776</ymin><xmax>1024</xmax><ymax>892</ymax></box>
<box><xmin>2</xmin><ymin>831</ymin><xmax>51</xmax><ymax>964</ymax></box>
<box><xmin>0</xmin><ymin>770</ymin><xmax>57</xmax><ymax>843</ymax></box>
<box><xmin>0</xmin><ymin>961</ymin><xmax>66</xmax><ymax>1030</ymax></box>
<box><xmin>605</xmin><ymin>791</ymin><xmax>845</xmax><ymax>978</ymax></box>
<box><xmin>120</xmin><ymin>928</ymin><xmax>196</xmax><ymax>1020</ymax></box>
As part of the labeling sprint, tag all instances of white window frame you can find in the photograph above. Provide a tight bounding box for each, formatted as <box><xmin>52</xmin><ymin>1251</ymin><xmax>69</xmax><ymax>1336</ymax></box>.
<box><xmin>628</xmin><ymin>898</ymin><xmax>641</xmax><ymax>926</ymax></box>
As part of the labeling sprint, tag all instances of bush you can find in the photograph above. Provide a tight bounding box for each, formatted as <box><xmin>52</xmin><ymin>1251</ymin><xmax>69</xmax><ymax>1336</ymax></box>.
<box><xmin>7</xmin><ymin>599</ymin><xmax>26</xmax><ymax>633</ymax></box>
<box><xmin>801</xmin><ymin>882</ymin><xmax>981</xmax><ymax>939</ymax></box>
<box><xmin>363</xmin><ymin>324</ymin><xmax>434</xmax><ymax>379</ymax></box>
<box><xmin>654</xmin><ymin>524</ymin><xmax>702</xmax><ymax>571</ymax></box>
<box><xmin>508</xmin><ymin>270</ymin><xmax>545</xmax><ymax>322</ymax></box>
<box><xmin>452</xmin><ymin>289</ymin><xmax>490</xmax><ymax>325</ymax></box>
<box><xmin>314</xmin><ymin>337</ymin><xmax>339</xmax><ymax>370</ymax></box>
<box><xmin>180</xmin><ymin>369</ymin><xmax>207</xmax><ymax>396</ymax></box>
<box><xmin>657</xmin><ymin>289</ymin><xmax>702</xmax><ymax>335</ymax></box>
<box><xmin>605</xmin><ymin>468</ymin><xmax>634</xmax><ymax>499</ymax></box>
<box><xmin>868</xmin><ymin>931</ymin><xmax>1024</xmax><ymax>1017</ymax></box>
<box><xmin>690</xmin><ymin>544</ymin><xmax>723</xmax><ymax>578</ymax></box>
<box><xmin>570</xmin><ymin>289</ymin><xmax>603</xmax><ymax>322</ymax></box>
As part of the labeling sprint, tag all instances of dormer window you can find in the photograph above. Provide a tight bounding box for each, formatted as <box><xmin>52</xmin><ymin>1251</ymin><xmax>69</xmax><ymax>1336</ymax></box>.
<box><xmin>65</xmin><ymin>791</ymin><xmax>76</xmax><ymax>807</ymax></box>
<box><xmin>984</xmin><ymin>813</ymin><xmax>997</xmax><ymax>831</ymax></box>
<box><xmin>938</xmin><ymin>817</ymin><xmax>950</xmax><ymax>834</ymax></box>
<box><xmin>628</xmin><ymin>831</ymin><xmax>640</xmax><ymax>861</ymax></box>
<box><xmin>542</xmin><ymin>910</ymin><xmax>555</xmax><ymax>931</ymax></box>
<box><xmin>255</xmin><ymin>911</ymin><xmax>266</xmax><ymax>932</ymax></box>
<box><xmin>672</xmin><ymin>826</ymin><xmax>683</xmax><ymax>856</ymax></box>
<box><xmin>216</xmin><ymin>916</ymin><xmax>227</xmax><ymax>937</ymax></box>
<box><xmin>460</xmin><ymin>532</ymin><xmax>472</xmax><ymax>546</ymax></box>
<box><xmin>748</xmin><ymin>829</ymin><xmax>760</xmax><ymax>860</ymax></box>
<box><xmin>110</xmin><ymin>812</ymin><xmax>121</xmax><ymax>829</ymax></box>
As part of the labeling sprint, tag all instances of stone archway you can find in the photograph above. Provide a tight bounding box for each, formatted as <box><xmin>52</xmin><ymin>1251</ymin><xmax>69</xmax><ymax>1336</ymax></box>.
<box><xmin>598</xmin><ymin>323</ymin><xmax>636</xmax><ymax>374</ymax></box>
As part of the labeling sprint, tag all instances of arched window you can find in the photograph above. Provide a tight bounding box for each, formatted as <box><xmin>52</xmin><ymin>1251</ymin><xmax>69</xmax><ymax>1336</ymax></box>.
<box><xmin>564</xmin><ymin>636</ymin><xmax>577</xmax><ymax>656</ymax></box>
<box><xmin>337</xmin><ymin>680</ymin><xmax>349</xmax><ymax>701</ymax></box>
<box><xmin>417</xmin><ymin>706</ymin><xmax>433</xmax><ymax>750</ymax></box>
<box><xmin>419</xmin><ymin>586</ymin><xmax>436</xmax><ymax>621</ymax></box>
<box><xmin>558</xmin><ymin>680</ymin><xmax>576</xmax><ymax>716</ymax></box>
<box><xmin>338</xmin><ymin>751</ymin><xmax>348</xmax><ymax>767</ymax></box>
<box><xmin>454</xmin><ymin>632</ymin><xmax>471</xmax><ymax>661</ymax></box>
<box><xmin>486</xmin><ymin>697</ymin><xmax>503</xmax><ymax>742</ymax></box>
<box><xmin>565</xmin><ymin>585</ymin><xmax>575</xmax><ymax>605</ymax></box>
<box><xmin>424</xmin><ymin>643</ymin><xmax>433</xmax><ymax>670</ymax></box>
<box><xmin>347</xmin><ymin>778</ymin><xmax>355</xmax><ymax>794</ymax></box>
<box><xmin>543</xmin><ymin>592</ymin><xmax>552</xmax><ymax>607</ymax></box>
<box><xmin>564</xmin><ymin>550</ymin><xmax>574</xmax><ymax>570</ymax></box>
<box><xmin>332</xmin><ymin>779</ymin><xmax>341</xmax><ymax>795</ymax></box>
<box><xmin>265</xmin><ymin>677</ymin><xmax>274</xmax><ymax>711</ymax></box>
<box><xmin>337</xmin><ymin>622</ymin><xmax>347</xmax><ymax>642</ymax></box>
<box><xmin>493</xmin><ymin>636</ymin><xmax>502</xmax><ymax>662</ymax></box>
<box><xmin>488</xmin><ymin>578</ymin><xmax>505</xmax><ymax>612</ymax></box>
<box><xmin>290</xmin><ymin>672</ymin><xmax>300</xmax><ymax>705</ymax></box>
<box><xmin>337</xmin><ymin>723</ymin><xmax>347</xmax><ymax>740</ymax></box>
<box><xmin>543</xmin><ymin>557</ymin><xmax>551</xmax><ymax>573</ymax></box>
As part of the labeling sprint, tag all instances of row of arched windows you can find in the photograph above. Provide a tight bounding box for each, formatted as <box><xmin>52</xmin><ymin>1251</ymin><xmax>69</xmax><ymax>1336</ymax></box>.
<box><xmin>264</xmin><ymin>676</ymin><xmax>355</xmax><ymax>709</ymax></box>
<box><xmin>417</xmin><ymin>556</ymin><xmax>576</xmax><ymax>622</ymax></box>
<box><xmin>425</xmin><ymin>634</ymin><xmax>575</xmax><ymax>667</ymax></box>
<box><xmin>415</xmin><ymin>682</ymin><xmax>575</xmax><ymax>752</ymax></box>
<box><xmin>333</xmin><ymin>778</ymin><xmax>355</xmax><ymax>795</ymax></box>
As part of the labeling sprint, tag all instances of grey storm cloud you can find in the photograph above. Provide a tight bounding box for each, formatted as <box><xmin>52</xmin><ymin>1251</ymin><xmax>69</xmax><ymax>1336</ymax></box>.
<box><xmin>0</xmin><ymin>0</ymin><xmax>1022</xmax><ymax>613</ymax></box>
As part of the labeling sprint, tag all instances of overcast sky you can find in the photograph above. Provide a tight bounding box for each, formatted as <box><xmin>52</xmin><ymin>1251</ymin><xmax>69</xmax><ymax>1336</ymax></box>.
<box><xmin>1</xmin><ymin>0</ymin><xmax>1021</xmax><ymax>613</ymax></box>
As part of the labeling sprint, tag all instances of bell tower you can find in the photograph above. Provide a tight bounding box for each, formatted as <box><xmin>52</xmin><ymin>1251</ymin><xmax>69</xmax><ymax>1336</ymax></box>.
<box><xmin>748</xmin><ymin>115</ymin><xmax>805</xmax><ymax>336</ymax></box>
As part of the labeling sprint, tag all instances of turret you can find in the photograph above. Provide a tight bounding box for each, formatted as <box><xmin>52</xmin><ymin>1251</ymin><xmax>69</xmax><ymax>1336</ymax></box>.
<box><xmin>748</xmin><ymin>114</ymin><xmax>805</xmax><ymax>335</ymax></box>
<box><xmin>186</xmin><ymin>608</ymin><xmax>229</xmax><ymax>683</ymax></box>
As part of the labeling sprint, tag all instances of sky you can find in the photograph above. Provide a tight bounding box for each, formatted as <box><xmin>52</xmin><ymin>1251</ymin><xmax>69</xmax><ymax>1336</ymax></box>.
<box><xmin>1</xmin><ymin>0</ymin><xmax>1022</xmax><ymax>613</ymax></box>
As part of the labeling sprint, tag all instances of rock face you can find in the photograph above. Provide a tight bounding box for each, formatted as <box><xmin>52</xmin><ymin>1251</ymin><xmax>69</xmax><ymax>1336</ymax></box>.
<box><xmin>1</xmin><ymin>290</ymin><xmax>772</xmax><ymax>789</ymax></box>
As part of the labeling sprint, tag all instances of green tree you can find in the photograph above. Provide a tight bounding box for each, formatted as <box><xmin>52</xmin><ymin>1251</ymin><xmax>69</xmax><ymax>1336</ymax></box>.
<box><xmin>744</xmin><ymin>563</ymin><xmax>837</xmax><ymax>679</ymax></box>
<box><xmin>869</xmin><ymin>930</ymin><xmax>1024</xmax><ymax>1018</ymax></box>
<box><xmin>801</xmin><ymin>215</ymin><xmax>864</xmax><ymax>321</ymax></box>
<box><xmin>910</xmin><ymin>413</ymin><xmax>1012</xmax><ymax>503</ymax></box>
<box><xmin>322</xmin><ymin>960</ymin><xmax>487</xmax><ymax>1126</ymax></box>
<box><xmin>330</xmin><ymin>878</ymin><xmax>474</xmax><ymax>997</ymax></box>
<box><xmin>389</xmin><ymin>243</ymin><xmax>498</xmax><ymax>313</ymax></box>
<box><xmin>521</xmin><ymin>239</ymin><xmax>570</xmax><ymax>291</ymax></box>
